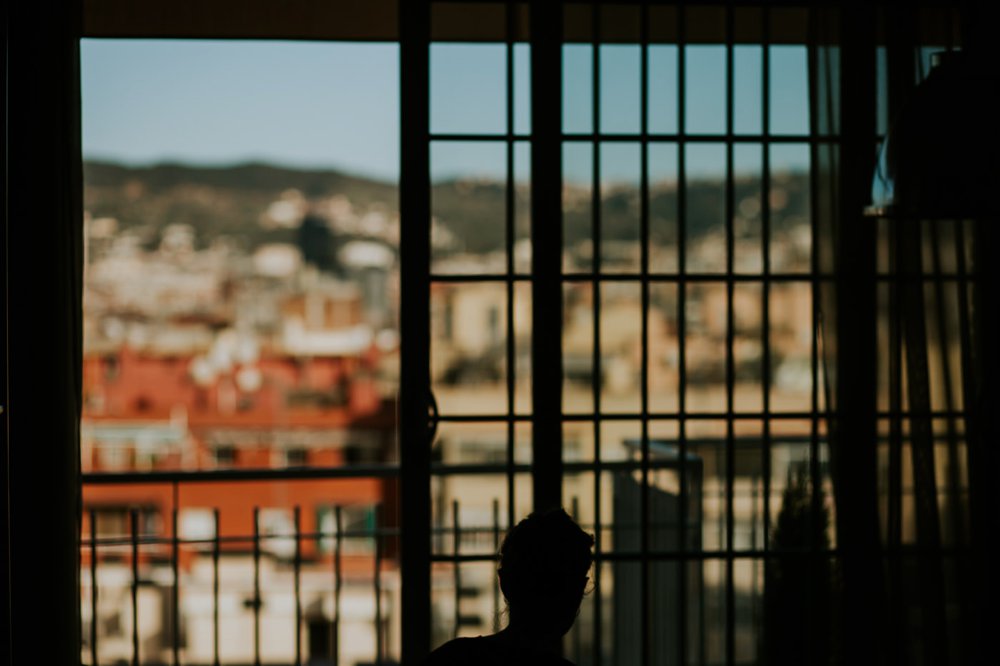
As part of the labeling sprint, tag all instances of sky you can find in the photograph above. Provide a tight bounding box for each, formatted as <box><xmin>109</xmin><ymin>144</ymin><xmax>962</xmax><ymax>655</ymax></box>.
<box><xmin>81</xmin><ymin>39</ymin><xmax>810</xmax><ymax>184</ymax></box>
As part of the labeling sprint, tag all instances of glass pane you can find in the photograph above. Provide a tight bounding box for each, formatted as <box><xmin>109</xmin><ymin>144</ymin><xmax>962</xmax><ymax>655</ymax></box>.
<box><xmin>685</xmin><ymin>283</ymin><xmax>728</xmax><ymax>413</ymax></box>
<box><xmin>431</xmin><ymin>141</ymin><xmax>507</xmax><ymax>274</ymax></box>
<box><xmin>734</xmin><ymin>143</ymin><xmax>764</xmax><ymax>274</ymax></box>
<box><xmin>563</xmin><ymin>282</ymin><xmax>595</xmax><ymax>414</ymax></box>
<box><xmin>734</xmin><ymin>45</ymin><xmax>763</xmax><ymax>135</ymax></box>
<box><xmin>431</xmin><ymin>561</ymin><xmax>504</xmax><ymax>644</ymax></box>
<box><xmin>769</xmin><ymin>45</ymin><xmax>809</xmax><ymax>135</ymax></box>
<box><xmin>769</xmin><ymin>282</ymin><xmax>812</xmax><ymax>413</ymax></box>
<box><xmin>700</xmin><ymin>558</ymin><xmax>728</xmax><ymax>665</ymax></box>
<box><xmin>876</xmin><ymin>45</ymin><xmax>889</xmax><ymax>137</ymax></box>
<box><xmin>733</xmin><ymin>420</ymin><xmax>766</xmax><ymax>552</ymax></box>
<box><xmin>431</xmin><ymin>44</ymin><xmax>506</xmax><ymax>135</ymax></box>
<box><xmin>647</xmin><ymin>424</ymin><xmax>690</xmax><ymax>561</ymax></box>
<box><xmin>734</xmin><ymin>283</ymin><xmax>764</xmax><ymax>413</ymax></box>
<box><xmin>932</xmin><ymin>418</ymin><xmax>969</xmax><ymax>548</ymax></box>
<box><xmin>433</xmin><ymin>422</ymin><xmax>510</xmax><ymax>466</ymax></box>
<box><xmin>431</xmin><ymin>282</ymin><xmax>507</xmax><ymax>415</ymax></box>
<box><xmin>685</xmin><ymin>143</ymin><xmax>727</xmax><ymax>273</ymax></box>
<box><xmin>82</xmin><ymin>38</ymin><xmax>402</xmax><ymax>664</ymax></box>
<box><xmin>922</xmin><ymin>218</ymin><xmax>960</xmax><ymax>276</ymax></box>
<box><xmin>601</xmin><ymin>45</ymin><xmax>642</xmax><ymax>134</ymax></box>
<box><xmin>431</xmin><ymin>475</ymin><xmax>512</xmax><ymax>557</ymax></box>
<box><xmin>514</xmin><ymin>141</ymin><xmax>532</xmax><ymax>273</ymax></box>
<box><xmin>563</xmin><ymin>44</ymin><xmax>594</xmax><ymax>134</ymax></box>
<box><xmin>769</xmin><ymin>143</ymin><xmax>811</xmax><ymax>273</ymax></box>
<box><xmin>601</xmin><ymin>282</ymin><xmax>643</xmax><ymax>413</ymax></box>
<box><xmin>684</xmin><ymin>45</ymin><xmax>727</xmax><ymax>135</ymax></box>
<box><xmin>601</xmin><ymin>142</ymin><xmax>641</xmax><ymax>273</ymax></box>
<box><xmin>688</xmin><ymin>420</ymin><xmax>728</xmax><ymax>552</ymax></box>
<box><xmin>876</xmin><ymin>280</ymin><xmax>891</xmax><ymax>413</ymax></box>
<box><xmin>648</xmin><ymin>45</ymin><xmax>679</xmax><ymax>134</ymax></box>
<box><xmin>649</xmin><ymin>142</ymin><xmax>679</xmax><ymax>274</ymax></box>
<box><xmin>514</xmin><ymin>281</ymin><xmax>532</xmax><ymax>414</ymax></box>
<box><xmin>649</xmin><ymin>283</ymin><xmax>680</xmax><ymax>414</ymax></box>
<box><xmin>734</xmin><ymin>559</ymin><xmax>764</xmax><ymax>663</ymax></box>
<box><xmin>923</xmin><ymin>279</ymin><xmax>964</xmax><ymax>413</ymax></box>
<box><xmin>563</xmin><ymin>141</ymin><xmax>594</xmax><ymax>273</ymax></box>
<box><xmin>609</xmin><ymin>562</ymin><xmax>643</xmax><ymax>661</ymax></box>
<box><xmin>600</xmin><ymin>420</ymin><xmax>643</xmax><ymax>464</ymax></box>
<box><xmin>768</xmin><ymin>421</ymin><xmax>820</xmax><ymax>547</ymax></box>
<box><xmin>514</xmin><ymin>43</ymin><xmax>531</xmax><ymax>135</ymax></box>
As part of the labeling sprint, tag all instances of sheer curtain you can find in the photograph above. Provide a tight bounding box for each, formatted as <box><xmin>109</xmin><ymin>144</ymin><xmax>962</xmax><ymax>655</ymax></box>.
<box><xmin>811</xmin><ymin>4</ymin><xmax>992</xmax><ymax>664</ymax></box>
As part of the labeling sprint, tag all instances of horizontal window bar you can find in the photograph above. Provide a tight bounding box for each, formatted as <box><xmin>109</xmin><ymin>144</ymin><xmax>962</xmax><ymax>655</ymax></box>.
<box><xmin>427</xmin><ymin>133</ymin><xmax>835</xmax><ymax>142</ymax></box>
<box><xmin>560</xmin><ymin>272</ymin><xmax>832</xmax><ymax>282</ymax></box>
<box><xmin>430</xmin><ymin>273</ymin><xmax>533</xmax><ymax>282</ymax></box>
<box><xmin>560</xmin><ymin>132</ymin><xmax>834</xmax><ymax>142</ymax></box>
<box><xmin>430</xmin><ymin>545</ymin><xmax>975</xmax><ymax>564</ymax></box>
<box><xmin>81</xmin><ymin>528</ymin><xmax>400</xmax><ymax>549</ymax></box>
<box><xmin>81</xmin><ymin>463</ymin><xmax>400</xmax><ymax>485</ymax></box>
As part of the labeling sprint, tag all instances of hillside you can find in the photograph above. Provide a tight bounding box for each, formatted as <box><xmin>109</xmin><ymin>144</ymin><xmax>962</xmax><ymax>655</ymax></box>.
<box><xmin>84</xmin><ymin>160</ymin><xmax>809</xmax><ymax>254</ymax></box>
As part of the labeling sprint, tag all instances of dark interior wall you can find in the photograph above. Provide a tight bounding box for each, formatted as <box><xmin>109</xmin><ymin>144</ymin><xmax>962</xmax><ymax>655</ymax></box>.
<box><xmin>6</xmin><ymin>2</ymin><xmax>84</xmax><ymax>664</ymax></box>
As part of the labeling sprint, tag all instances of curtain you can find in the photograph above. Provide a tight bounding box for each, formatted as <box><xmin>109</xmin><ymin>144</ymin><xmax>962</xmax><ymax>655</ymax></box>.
<box><xmin>813</xmin><ymin>4</ymin><xmax>990</xmax><ymax>664</ymax></box>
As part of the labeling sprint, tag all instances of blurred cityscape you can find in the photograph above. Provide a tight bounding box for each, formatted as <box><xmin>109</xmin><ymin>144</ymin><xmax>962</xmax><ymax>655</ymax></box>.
<box><xmin>81</xmin><ymin>158</ymin><xmax>821</xmax><ymax>665</ymax></box>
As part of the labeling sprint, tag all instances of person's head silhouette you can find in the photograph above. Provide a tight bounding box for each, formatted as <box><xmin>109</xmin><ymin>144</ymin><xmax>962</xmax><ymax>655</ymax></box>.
<box><xmin>498</xmin><ymin>508</ymin><xmax>594</xmax><ymax>640</ymax></box>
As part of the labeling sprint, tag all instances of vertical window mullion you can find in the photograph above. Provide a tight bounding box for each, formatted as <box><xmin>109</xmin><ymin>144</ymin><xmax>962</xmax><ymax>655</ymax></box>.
<box><xmin>761</xmin><ymin>5</ymin><xmax>773</xmax><ymax>561</ymax></box>
<box><xmin>399</xmin><ymin>1</ymin><xmax>432</xmax><ymax>662</ymax></box>
<box><xmin>676</xmin><ymin>6</ymin><xmax>689</xmax><ymax>665</ymax></box>
<box><xmin>505</xmin><ymin>0</ymin><xmax>517</xmax><ymax>535</ymax></box>
<box><xmin>807</xmin><ymin>10</ymin><xmax>825</xmax><ymax>661</ymax></box>
<box><xmin>530</xmin><ymin>0</ymin><xmax>564</xmax><ymax>513</ymax></box>
<box><xmin>639</xmin><ymin>4</ymin><xmax>652</xmax><ymax>666</ymax></box>
<box><xmin>591</xmin><ymin>7</ymin><xmax>605</xmax><ymax>666</ymax></box>
<box><xmin>724</xmin><ymin>6</ymin><xmax>737</xmax><ymax>666</ymax></box>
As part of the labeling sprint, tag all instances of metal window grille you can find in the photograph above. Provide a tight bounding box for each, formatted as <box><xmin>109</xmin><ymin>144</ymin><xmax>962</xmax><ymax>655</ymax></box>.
<box><xmin>78</xmin><ymin>3</ymin><xmax>972</xmax><ymax>666</ymax></box>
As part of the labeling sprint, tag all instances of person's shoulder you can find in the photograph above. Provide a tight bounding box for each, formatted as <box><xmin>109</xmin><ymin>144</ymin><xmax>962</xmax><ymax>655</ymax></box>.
<box><xmin>421</xmin><ymin>637</ymin><xmax>490</xmax><ymax>666</ymax></box>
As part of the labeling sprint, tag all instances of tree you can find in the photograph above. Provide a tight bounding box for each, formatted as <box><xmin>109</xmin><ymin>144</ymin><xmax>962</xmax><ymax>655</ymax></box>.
<box><xmin>763</xmin><ymin>464</ymin><xmax>834</xmax><ymax>665</ymax></box>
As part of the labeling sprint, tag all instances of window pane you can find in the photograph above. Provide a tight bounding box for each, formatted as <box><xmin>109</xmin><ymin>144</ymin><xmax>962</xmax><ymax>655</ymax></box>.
<box><xmin>734</xmin><ymin>143</ymin><xmax>764</xmax><ymax>274</ymax></box>
<box><xmin>734</xmin><ymin>283</ymin><xmax>765</xmax><ymax>413</ymax></box>
<box><xmin>649</xmin><ymin>142</ymin><xmax>679</xmax><ymax>274</ymax></box>
<box><xmin>649</xmin><ymin>283</ymin><xmax>680</xmax><ymax>414</ymax></box>
<box><xmin>514</xmin><ymin>43</ymin><xmax>532</xmax><ymax>135</ymax></box>
<box><xmin>431</xmin><ymin>44</ymin><xmax>506</xmax><ymax>135</ymax></box>
<box><xmin>563</xmin><ymin>282</ymin><xmax>595</xmax><ymax>414</ymax></box>
<box><xmin>601</xmin><ymin>282</ymin><xmax>643</xmax><ymax>414</ymax></box>
<box><xmin>769</xmin><ymin>282</ymin><xmax>813</xmax><ymax>413</ymax></box>
<box><xmin>684</xmin><ymin>45</ymin><xmax>727</xmax><ymax>135</ymax></box>
<box><xmin>769</xmin><ymin>143</ymin><xmax>811</xmax><ymax>273</ymax></box>
<box><xmin>431</xmin><ymin>141</ymin><xmax>507</xmax><ymax>274</ymax></box>
<box><xmin>684</xmin><ymin>283</ymin><xmax>728</xmax><ymax>413</ymax></box>
<box><xmin>563</xmin><ymin>141</ymin><xmax>594</xmax><ymax>273</ymax></box>
<box><xmin>685</xmin><ymin>143</ymin><xmax>727</xmax><ymax>273</ymax></box>
<box><xmin>769</xmin><ymin>45</ymin><xmax>809</xmax><ymax>135</ymax></box>
<box><xmin>514</xmin><ymin>141</ymin><xmax>532</xmax><ymax>274</ymax></box>
<box><xmin>734</xmin><ymin>45</ymin><xmax>763</xmax><ymax>135</ymax></box>
<box><xmin>563</xmin><ymin>44</ymin><xmax>594</xmax><ymax>133</ymax></box>
<box><xmin>601</xmin><ymin>45</ymin><xmax>642</xmax><ymax>134</ymax></box>
<box><xmin>648</xmin><ymin>45</ymin><xmax>679</xmax><ymax>134</ymax></box>
<box><xmin>431</xmin><ymin>282</ymin><xmax>508</xmax><ymax>415</ymax></box>
<box><xmin>601</xmin><ymin>142</ymin><xmax>642</xmax><ymax>273</ymax></box>
<box><xmin>82</xmin><ymin>38</ymin><xmax>402</xmax><ymax>663</ymax></box>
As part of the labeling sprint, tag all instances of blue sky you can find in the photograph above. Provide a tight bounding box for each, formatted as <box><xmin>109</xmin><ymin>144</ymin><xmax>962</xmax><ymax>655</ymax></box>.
<box><xmin>81</xmin><ymin>39</ymin><xmax>809</xmax><ymax>183</ymax></box>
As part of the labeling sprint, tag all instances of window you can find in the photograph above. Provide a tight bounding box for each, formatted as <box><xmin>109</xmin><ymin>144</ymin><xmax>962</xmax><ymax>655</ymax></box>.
<box><xmin>72</xmin><ymin>3</ymin><xmax>976</xmax><ymax>666</ymax></box>
<box><xmin>80</xmin><ymin>36</ymin><xmax>402</xmax><ymax>666</ymax></box>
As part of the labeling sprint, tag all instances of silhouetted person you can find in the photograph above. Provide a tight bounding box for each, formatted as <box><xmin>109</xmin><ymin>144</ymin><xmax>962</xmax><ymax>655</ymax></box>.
<box><xmin>422</xmin><ymin>508</ymin><xmax>595</xmax><ymax>666</ymax></box>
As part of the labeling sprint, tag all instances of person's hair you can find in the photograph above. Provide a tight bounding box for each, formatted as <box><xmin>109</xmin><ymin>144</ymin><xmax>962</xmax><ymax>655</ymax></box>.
<box><xmin>497</xmin><ymin>508</ymin><xmax>594</xmax><ymax>630</ymax></box>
